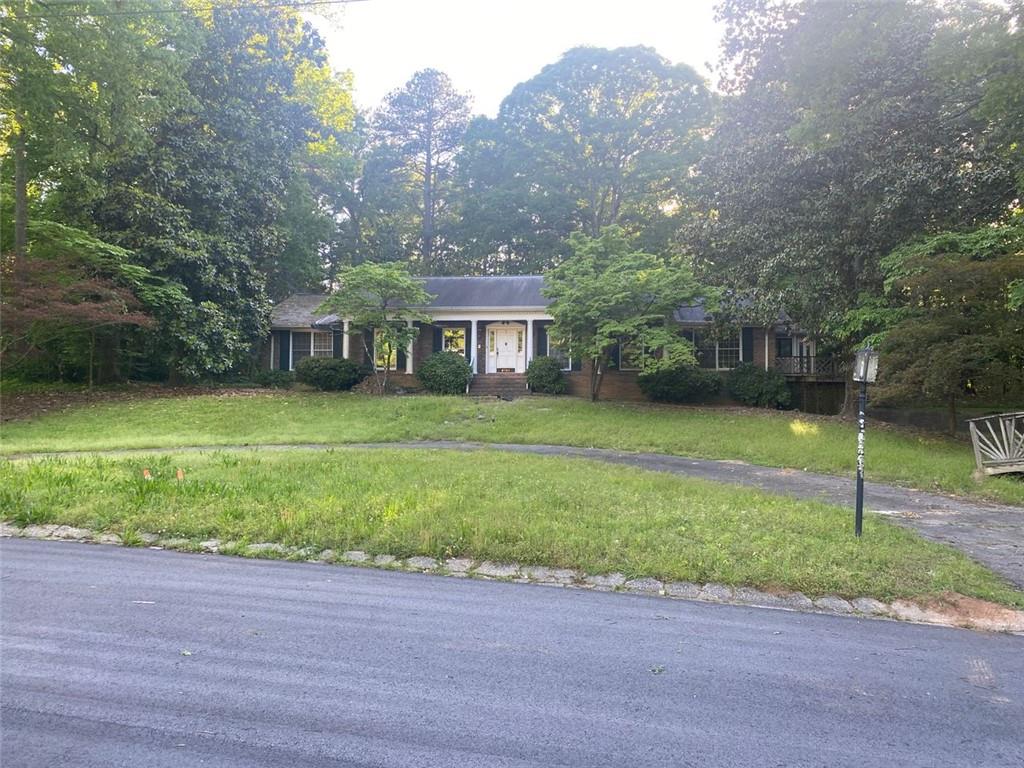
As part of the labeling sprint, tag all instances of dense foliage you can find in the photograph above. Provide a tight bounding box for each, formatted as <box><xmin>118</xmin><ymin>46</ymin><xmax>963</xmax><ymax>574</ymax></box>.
<box><xmin>294</xmin><ymin>358</ymin><xmax>365</xmax><ymax>391</ymax></box>
<box><xmin>725</xmin><ymin>364</ymin><xmax>791</xmax><ymax>409</ymax></box>
<box><xmin>417</xmin><ymin>352</ymin><xmax>473</xmax><ymax>395</ymax></box>
<box><xmin>3</xmin><ymin>0</ymin><xmax>1021</xmax><ymax>412</ymax></box>
<box><xmin>526</xmin><ymin>356</ymin><xmax>568</xmax><ymax>395</ymax></box>
<box><xmin>254</xmin><ymin>370</ymin><xmax>295</xmax><ymax>389</ymax></box>
<box><xmin>637</xmin><ymin>365</ymin><xmax>722</xmax><ymax>404</ymax></box>
<box><xmin>544</xmin><ymin>227</ymin><xmax>701</xmax><ymax>400</ymax></box>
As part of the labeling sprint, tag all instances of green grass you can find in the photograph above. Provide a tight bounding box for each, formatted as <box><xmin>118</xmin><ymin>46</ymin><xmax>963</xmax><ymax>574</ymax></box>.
<box><xmin>3</xmin><ymin>392</ymin><xmax>1022</xmax><ymax>505</ymax></box>
<box><xmin>3</xmin><ymin>448</ymin><xmax>1021</xmax><ymax>607</ymax></box>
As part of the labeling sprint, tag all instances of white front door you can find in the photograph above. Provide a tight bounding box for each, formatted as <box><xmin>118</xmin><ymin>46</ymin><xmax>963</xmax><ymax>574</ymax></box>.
<box><xmin>487</xmin><ymin>326</ymin><xmax>524</xmax><ymax>373</ymax></box>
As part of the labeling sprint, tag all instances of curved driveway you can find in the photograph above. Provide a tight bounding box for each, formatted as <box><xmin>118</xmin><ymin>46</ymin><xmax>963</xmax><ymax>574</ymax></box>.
<box><xmin>8</xmin><ymin>440</ymin><xmax>1024</xmax><ymax>589</ymax></box>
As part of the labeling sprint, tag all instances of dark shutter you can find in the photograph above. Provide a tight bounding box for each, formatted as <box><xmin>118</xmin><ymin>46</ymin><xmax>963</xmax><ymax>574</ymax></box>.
<box><xmin>277</xmin><ymin>331</ymin><xmax>290</xmax><ymax>371</ymax></box>
<box><xmin>741</xmin><ymin>327</ymin><xmax>754</xmax><ymax>363</ymax></box>
<box><xmin>397</xmin><ymin>347</ymin><xmax>406</xmax><ymax>369</ymax></box>
<box><xmin>571</xmin><ymin>356</ymin><xmax>582</xmax><ymax>372</ymax></box>
<box><xmin>609</xmin><ymin>343</ymin><xmax>620</xmax><ymax>368</ymax></box>
<box><xmin>333</xmin><ymin>328</ymin><xmax>343</xmax><ymax>359</ymax></box>
<box><xmin>464</xmin><ymin>323</ymin><xmax>472</xmax><ymax>361</ymax></box>
<box><xmin>433</xmin><ymin>325</ymin><xmax>443</xmax><ymax>353</ymax></box>
<box><xmin>535</xmin><ymin>324</ymin><xmax>547</xmax><ymax>357</ymax></box>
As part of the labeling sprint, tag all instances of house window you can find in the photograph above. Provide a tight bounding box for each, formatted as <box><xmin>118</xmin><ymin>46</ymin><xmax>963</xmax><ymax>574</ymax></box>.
<box><xmin>546</xmin><ymin>335</ymin><xmax>572</xmax><ymax>372</ymax></box>
<box><xmin>442</xmin><ymin>327</ymin><xmax>466</xmax><ymax>355</ymax></box>
<box><xmin>517</xmin><ymin>329</ymin><xmax>524</xmax><ymax>353</ymax></box>
<box><xmin>776</xmin><ymin>335</ymin><xmax>794</xmax><ymax>358</ymax></box>
<box><xmin>374</xmin><ymin>328</ymin><xmax>397</xmax><ymax>371</ymax></box>
<box><xmin>619</xmin><ymin>340</ymin><xmax>645</xmax><ymax>371</ymax></box>
<box><xmin>291</xmin><ymin>331</ymin><xmax>311</xmax><ymax>368</ymax></box>
<box><xmin>717</xmin><ymin>334</ymin><xmax>741</xmax><ymax>370</ymax></box>
<box><xmin>682</xmin><ymin>329</ymin><xmax>741</xmax><ymax>370</ymax></box>
<box><xmin>312</xmin><ymin>331</ymin><xmax>333</xmax><ymax>358</ymax></box>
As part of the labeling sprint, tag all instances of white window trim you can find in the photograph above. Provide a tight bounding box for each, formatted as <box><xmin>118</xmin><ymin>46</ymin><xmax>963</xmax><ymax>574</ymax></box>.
<box><xmin>684</xmin><ymin>328</ymin><xmax>744</xmax><ymax>371</ymax></box>
<box><xmin>545</xmin><ymin>334</ymin><xmax>572</xmax><ymax>372</ymax></box>
<box><xmin>442</xmin><ymin>326</ymin><xmax>467</xmax><ymax>355</ymax></box>
<box><xmin>312</xmin><ymin>330</ymin><xmax>333</xmax><ymax>358</ymax></box>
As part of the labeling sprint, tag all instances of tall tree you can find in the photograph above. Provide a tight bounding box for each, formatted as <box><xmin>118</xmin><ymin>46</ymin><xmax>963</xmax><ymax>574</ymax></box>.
<box><xmin>457</xmin><ymin>46</ymin><xmax>712</xmax><ymax>273</ymax></box>
<box><xmin>373</xmin><ymin>69</ymin><xmax>471</xmax><ymax>273</ymax></box>
<box><xmin>689</xmin><ymin>0</ymin><xmax>1016</xmax><ymax>404</ymax></box>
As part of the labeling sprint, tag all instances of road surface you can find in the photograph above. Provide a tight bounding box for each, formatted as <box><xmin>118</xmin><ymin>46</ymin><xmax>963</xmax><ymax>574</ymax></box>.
<box><xmin>1</xmin><ymin>539</ymin><xmax>1022</xmax><ymax>767</ymax></box>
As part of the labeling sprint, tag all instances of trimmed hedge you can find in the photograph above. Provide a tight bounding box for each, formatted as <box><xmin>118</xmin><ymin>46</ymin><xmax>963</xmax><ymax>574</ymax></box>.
<box><xmin>526</xmin><ymin>356</ymin><xmax>567</xmax><ymax>394</ymax></box>
<box><xmin>417</xmin><ymin>351</ymin><xmax>473</xmax><ymax>395</ymax></box>
<box><xmin>637</xmin><ymin>365</ymin><xmax>721</xmax><ymax>403</ymax></box>
<box><xmin>294</xmin><ymin>357</ymin><xmax>366</xmax><ymax>391</ymax></box>
<box><xmin>725</xmin><ymin>363</ymin><xmax>791</xmax><ymax>408</ymax></box>
<box><xmin>254</xmin><ymin>369</ymin><xmax>295</xmax><ymax>389</ymax></box>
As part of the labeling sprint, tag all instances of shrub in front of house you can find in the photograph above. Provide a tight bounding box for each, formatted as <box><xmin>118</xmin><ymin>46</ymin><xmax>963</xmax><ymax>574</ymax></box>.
<box><xmin>294</xmin><ymin>357</ymin><xmax>365</xmax><ymax>391</ymax></box>
<box><xmin>417</xmin><ymin>351</ymin><xmax>473</xmax><ymax>395</ymax></box>
<box><xmin>637</xmin><ymin>364</ymin><xmax>721</xmax><ymax>403</ymax></box>
<box><xmin>726</xmin><ymin>363</ymin><xmax>791</xmax><ymax>408</ymax></box>
<box><xmin>254</xmin><ymin>369</ymin><xmax>295</xmax><ymax>389</ymax></box>
<box><xmin>526</xmin><ymin>356</ymin><xmax>567</xmax><ymax>394</ymax></box>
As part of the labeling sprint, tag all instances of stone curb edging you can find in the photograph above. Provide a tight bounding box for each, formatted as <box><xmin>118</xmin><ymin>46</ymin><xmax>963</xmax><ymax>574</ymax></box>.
<box><xmin>3</xmin><ymin>522</ymin><xmax>1022</xmax><ymax>634</ymax></box>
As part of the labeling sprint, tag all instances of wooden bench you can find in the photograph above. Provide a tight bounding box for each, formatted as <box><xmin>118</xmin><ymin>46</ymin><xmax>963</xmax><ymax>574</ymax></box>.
<box><xmin>967</xmin><ymin>412</ymin><xmax>1024</xmax><ymax>475</ymax></box>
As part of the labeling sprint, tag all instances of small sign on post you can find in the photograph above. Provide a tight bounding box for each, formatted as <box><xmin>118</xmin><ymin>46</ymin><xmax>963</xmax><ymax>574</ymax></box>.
<box><xmin>852</xmin><ymin>345</ymin><xmax>879</xmax><ymax>537</ymax></box>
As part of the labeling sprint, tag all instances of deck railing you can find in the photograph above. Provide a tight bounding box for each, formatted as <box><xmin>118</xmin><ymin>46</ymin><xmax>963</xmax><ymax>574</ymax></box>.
<box><xmin>967</xmin><ymin>412</ymin><xmax>1024</xmax><ymax>476</ymax></box>
<box><xmin>774</xmin><ymin>355</ymin><xmax>843</xmax><ymax>378</ymax></box>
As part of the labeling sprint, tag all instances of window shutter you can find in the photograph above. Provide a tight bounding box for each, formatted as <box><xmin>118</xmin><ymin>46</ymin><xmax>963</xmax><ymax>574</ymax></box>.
<box><xmin>609</xmin><ymin>343</ymin><xmax>621</xmax><ymax>368</ymax></box>
<box><xmin>535</xmin><ymin>324</ymin><xmax>547</xmax><ymax>357</ymax></box>
<box><xmin>741</xmin><ymin>327</ymin><xmax>754</xmax><ymax>363</ymax></box>
<box><xmin>433</xmin><ymin>325</ymin><xmax>443</xmax><ymax>353</ymax></box>
<box><xmin>363</xmin><ymin>329</ymin><xmax>374</xmax><ymax>365</ymax></box>
<box><xmin>277</xmin><ymin>331</ymin><xmax>290</xmax><ymax>371</ymax></box>
<box><xmin>397</xmin><ymin>347</ymin><xmax>406</xmax><ymax>369</ymax></box>
<box><xmin>333</xmin><ymin>328</ymin><xmax>343</xmax><ymax>359</ymax></box>
<box><xmin>571</xmin><ymin>356</ymin><xmax>582</xmax><ymax>372</ymax></box>
<box><xmin>464</xmin><ymin>323</ymin><xmax>472</xmax><ymax>360</ymax></box>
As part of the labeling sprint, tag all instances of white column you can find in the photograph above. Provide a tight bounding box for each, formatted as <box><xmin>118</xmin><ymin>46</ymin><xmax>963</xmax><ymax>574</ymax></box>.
<box><xmin>405</xmin><ymin>319</ymin><xmax>414</xmax><ymax>374</ymax></box>
<box><xmin>526</xmin><ymin>319</ymin><xmax>534</xmax><ymax>367</ymax></box>
<box><xmin>470</xmin><ymin>320</ymin><xmax>478</xmax><ymax>374</ymax></box>
<box><xmin>342</xmin><ymin>320</ymin><xmax>350</xmax><ymax>360</ymax></box>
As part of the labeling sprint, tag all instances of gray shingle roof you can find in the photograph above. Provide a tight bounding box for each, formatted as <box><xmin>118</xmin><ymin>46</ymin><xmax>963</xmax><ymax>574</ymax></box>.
<box><xmin>270</xmin><ymin>294</ymin><xmax>338</xmax><ymax>328</ymax></box>
<box><xmin>419</xmin><ymin>275</ymin><xmax>548</xmax><ymax>309</ymax></box>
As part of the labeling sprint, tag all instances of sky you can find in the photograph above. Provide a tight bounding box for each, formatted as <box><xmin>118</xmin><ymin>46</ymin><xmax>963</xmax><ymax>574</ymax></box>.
<box><xmin>309</xmin><ymin>0</ymin><xmax>725</xmax><ymax>117</ymax></box>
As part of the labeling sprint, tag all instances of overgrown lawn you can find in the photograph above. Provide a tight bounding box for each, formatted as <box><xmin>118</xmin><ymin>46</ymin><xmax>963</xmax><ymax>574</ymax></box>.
<box><xmin>2</xmin><ymin>392</ymin><xmax>1021</xmax><ymax>505</ymax></box>
<box><xmin>2</xmin><ymin>449</ymin><xmax>1021</xmax><ymax>607</ymax></box>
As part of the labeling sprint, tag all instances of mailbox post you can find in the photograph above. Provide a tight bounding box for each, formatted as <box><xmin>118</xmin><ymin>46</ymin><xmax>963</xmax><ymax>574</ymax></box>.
<box><xmin>852</xmin><ymin>345</ymin><xmax>879</xmax><ymax>537</ymax></box>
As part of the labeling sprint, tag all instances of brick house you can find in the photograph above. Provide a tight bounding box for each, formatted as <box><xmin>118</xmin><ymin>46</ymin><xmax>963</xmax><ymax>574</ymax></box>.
<box><xmin>263</xmin><ymin>275</ymin><xmax>837</xmax><ymax>401</ymax></box>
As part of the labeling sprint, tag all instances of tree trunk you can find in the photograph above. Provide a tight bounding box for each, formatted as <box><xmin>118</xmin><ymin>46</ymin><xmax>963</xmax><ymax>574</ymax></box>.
<box><xmin>589</xmin><ymin>357</ymin><xmax>605</xmax><ymax>402</ymax></box>
<box><xmin>88</xmin><ymin>330</ymin><xmax>95</xmax><ymax>390</ymax></box>
<box><xmin>948</xmin><ymin>395</ymin><xmax>958</xmax><ymax>437</ymax></box>
<box><xmin>13</xmin><ymin>114</ymin><xmax>28</xmax><ymax>258</ymax></box>
<box><xmin>838</xmin><ymin>348</ymin><xmax>857</xmax><ymax>418</ymax></box>
<box><xmin>422</xmin><ymin>127</ymin><xmax>434</xmax><ymax>272</ymax></box>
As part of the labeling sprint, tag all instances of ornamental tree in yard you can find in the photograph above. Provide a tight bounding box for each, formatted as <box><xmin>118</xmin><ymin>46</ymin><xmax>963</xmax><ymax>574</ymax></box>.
<box><xmin>319</xmin><ymin>262</ymin><xmax>434</xmax><ymax>393</ymax></box>
<box><xmin>544</xmin><ymin>227</ymin><xmax>703</xmax><ymax>401</ymax></box>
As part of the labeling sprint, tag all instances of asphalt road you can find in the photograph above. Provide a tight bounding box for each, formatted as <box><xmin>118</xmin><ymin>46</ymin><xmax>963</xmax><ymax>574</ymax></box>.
<box><xmin>2</xmin><ymin>540</ymin><xmax>1022</xmax><ymax>768</ymax></box>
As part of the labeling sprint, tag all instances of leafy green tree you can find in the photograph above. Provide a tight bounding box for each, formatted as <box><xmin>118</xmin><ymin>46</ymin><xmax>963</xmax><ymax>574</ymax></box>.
<box><xmin>870</xmin><ymin>224</ymin><xmax>1024</xmax><ymax>432</ymax></box>
<box><xmin>319</xmin><ymin>262</ymin><xmax>433</xmax><ymax>392</ymax></box>
<box><xmin>544</xmin><ymin>227</ymin><xmax>701</xmax><ymax>401</ymax></box>
<box><xmin>457</xmin><ymin>46</ymin><xmax>712</xmax><ymax>273</ymax></box>
<box><xmin>373</xmin><ymin>69</ymin><xmax>471</xmax><ymax>273</ymax></box>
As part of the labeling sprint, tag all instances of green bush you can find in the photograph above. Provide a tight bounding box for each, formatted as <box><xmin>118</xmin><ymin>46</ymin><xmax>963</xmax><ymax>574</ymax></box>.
<box><xmin>637</xmin><ymin>365</ymin><xmax>721</xmax><ymax>403</ymax></box>
<box><xmin>294</xmin><ymin>357</ymin><xmax>365</xmax><ymax>391</ymax></box>
<box><xmin>417</xmin><ymin>352</ymin><xmax>473</xmax><ymax>395</ymax></box>
<box><xmin>254</xmin><ymin>369</ymin><xmax>295</xmax><ymax>389</ymax></box>
<box><xmin>527</xmin><ymin>356</ymin><xmax>567</xmax><ymax>394</ymax></box>
<box><xmin>726</xmin><ymin>363</ymin><xmax>791</xmax><ymax>408</ymax></box>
